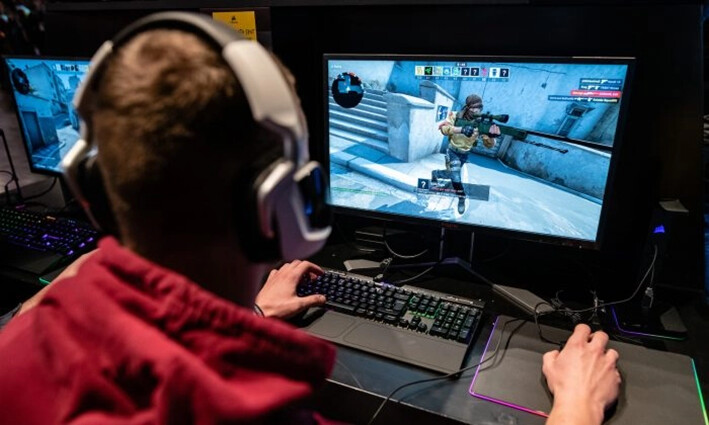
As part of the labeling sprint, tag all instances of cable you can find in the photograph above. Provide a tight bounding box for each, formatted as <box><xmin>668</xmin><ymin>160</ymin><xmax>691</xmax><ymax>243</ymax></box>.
<box><xmin>559</xmin><ymin>244</ymin><xmax>658</xmax><ymax>315</ymax></box>
<box><xmin>2</xmin><ymin>171</ymin><xmax>21</xmax><ymax>206</ymax></box>
<box><xmin>335</xmin><ymin>358</ymin><xmax>364</xmax><ymax>390</ymax></box>
<box><xmin>373</xmin><ymin>257</ymin><xmax>394</xmax><ymax>282</ymax></box>
<box><xmin>531</xmin><ymin>245</ymin><xmax>659</xmax><ymax>344</ymax></box>
<box><xmin>366</xmin><ymin>317</ymin><xmax>524</xmax><ymax>425</ymax></box>
<box><xmin>0</xmin><ymin>130</ymin><xmax>23</xmax><ymax>203</ymax></box>
<box><xmin>368</xmin><ymin>247</ymin><xmax>656</xmax><ymax>425</ymax></box>
<box><xmin>390</xmin><ymin>261</ymin><xmax>441</xmax><ymax>285</ymax></box>
<box><xmin>383</xmin><ymin>236</ymin><xmax>429</xmax><ymax>259</ymax></box>
<box><xmin>533</xmin><ymin>301</ymin><xmax>566</xmax><ymax>347</ymax></box>
<box><xmin>382</xmin><ymin>223</ymin><xmax>429</xmax><ymax>260</ymax></box>
<box><xmin>536</xmin><ymin>244</ymin><xmax>658</xmax><ymax>319</ymax></box>
<box><xmin>22</xmin><ymin>177</ymin><xmax>58</xmax><ymax>201</ymax></box>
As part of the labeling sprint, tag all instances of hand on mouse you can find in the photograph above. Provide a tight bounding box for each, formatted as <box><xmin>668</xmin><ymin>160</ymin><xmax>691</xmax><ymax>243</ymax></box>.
<box><xmin>255</xmin><ymin>260</ymin><xmax>326</xmax><ymax>319</ymax></box>
<box><xmin>542</xmin><ymin>324</ymin><xmax>621</xmax><ymax>425</ymax></box>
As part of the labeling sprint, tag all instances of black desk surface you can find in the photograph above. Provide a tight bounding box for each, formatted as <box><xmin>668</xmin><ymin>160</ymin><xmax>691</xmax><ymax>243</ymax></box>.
<box><xmin>308</xmin><ymin>243</ymin><xmax>709</xmax><ymax>425</ymax></box>
<box><xmin>1</xmin><ymin>240</ymin><xmax>707</xmax><ymax>424</ymax></box>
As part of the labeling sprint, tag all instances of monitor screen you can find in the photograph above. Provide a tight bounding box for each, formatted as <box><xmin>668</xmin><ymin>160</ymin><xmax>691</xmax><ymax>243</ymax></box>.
<box><xmin>325</xmin><ymin>55</ymin><xmax>633</xmax><ymax>248</ymax></box>
<box><xmin>4</xmin><ymin>56</ymin><xmax>90</xmax><ymax>175</ymax></box>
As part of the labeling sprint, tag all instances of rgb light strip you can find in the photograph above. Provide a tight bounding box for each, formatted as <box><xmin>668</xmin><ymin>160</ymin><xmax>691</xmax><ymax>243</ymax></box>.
<box><xmin>610</xmin><ymin>307</ymin><xmax>685</xmax><ymax>341</ymax></box>
<box><xmin>692</xmin><ymin>359</ymin><xmax>709</xmax><ymax>425</ymax></box>
<box><xmin>471</xmin><ymin>316</ymin><xmax>708</xmax><ymax>423</ymax></box>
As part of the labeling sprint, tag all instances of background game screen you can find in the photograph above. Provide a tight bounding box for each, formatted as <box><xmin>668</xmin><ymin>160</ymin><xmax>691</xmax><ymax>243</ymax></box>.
<box><xmin>4</xmin><ymin>57</ymin><xmax>90</xmax><ymax>175</ymax></box>
<box><xmin>326</xmin><ymin>56</ymin><xmax>631</xmax><ymax>244</ymax></box>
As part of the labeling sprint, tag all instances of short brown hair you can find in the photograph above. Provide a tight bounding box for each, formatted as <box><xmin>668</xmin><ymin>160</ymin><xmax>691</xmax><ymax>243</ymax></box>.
<box><xmin>92</xmin><ymin>29</ymin><xmax>282</xmax><ymax>247</ymax></box>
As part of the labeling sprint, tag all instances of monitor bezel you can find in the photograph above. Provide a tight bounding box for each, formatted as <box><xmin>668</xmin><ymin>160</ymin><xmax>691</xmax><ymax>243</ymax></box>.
<box><xmin>3</xmin><ymin>55</ymin><xmax>91</xmax><ymax>177</ymax></box>
<box><xmin>323</xmin><ymin>53</ymin><xmax>635</xmax><ymax>250</ymax></box>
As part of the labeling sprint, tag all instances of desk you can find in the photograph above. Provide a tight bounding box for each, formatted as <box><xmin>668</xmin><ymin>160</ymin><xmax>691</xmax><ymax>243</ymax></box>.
<box><xmin>1</xmin><ymin>241</ymin><xmax>706</xmax><ymax>424</ymax></box>
<box><xmin>309</xmin><ymin>243</ymin><xmax>709</xmax><ymax>424</ymax></box>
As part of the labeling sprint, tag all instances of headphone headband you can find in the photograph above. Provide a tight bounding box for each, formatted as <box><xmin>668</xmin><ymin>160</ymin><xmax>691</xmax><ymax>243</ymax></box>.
<box><xmin>76</xmin><ymin>12</ymin><xmax>306</xmax><ymax>163</ymax></box>
<box><xmin>62</xmin><ymin>11</ymin><xmax>330</xmax><ymax>262</ymax></box>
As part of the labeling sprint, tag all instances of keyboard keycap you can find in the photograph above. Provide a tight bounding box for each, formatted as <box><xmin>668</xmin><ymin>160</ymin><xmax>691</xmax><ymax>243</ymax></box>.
<box><xmin>326</xmin><ymin>301</ymin><xmax>356</xmax><ymax>314</ymax></box>
<box><xmin>0</xmin><ymin>207</ymin><xmax>100</xmax><ymax>275</ymax></box>
<box><xmin>296</xmin><ymin>269</ymin><xmax>485</xmax><ymax>371</ymax></box>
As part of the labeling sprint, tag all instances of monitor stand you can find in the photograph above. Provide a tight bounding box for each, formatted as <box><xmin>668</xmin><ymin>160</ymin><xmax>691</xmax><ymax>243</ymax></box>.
<box><xmin>343</xmin><ymin>227</ymin><xmax>492</xmax><ymax>285</ymax></box>
<box><xmin>1</xmin><ymin>128</ymin><xmax>23</xmax><ymax>205</ymax></box>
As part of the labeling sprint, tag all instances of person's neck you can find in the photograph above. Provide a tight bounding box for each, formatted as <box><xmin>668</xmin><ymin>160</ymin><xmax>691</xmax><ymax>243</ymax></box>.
<box><xmin>125</xmin><ymin>237</ymin><xmax>266</xmax><ymax>309</ymax></box>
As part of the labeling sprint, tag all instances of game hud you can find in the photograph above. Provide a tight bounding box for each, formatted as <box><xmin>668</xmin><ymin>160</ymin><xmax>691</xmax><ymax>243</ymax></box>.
<box><xmin>326</xmin><ymin>56</ymin><xmax>630</xmax><ymax>243</ymax></box>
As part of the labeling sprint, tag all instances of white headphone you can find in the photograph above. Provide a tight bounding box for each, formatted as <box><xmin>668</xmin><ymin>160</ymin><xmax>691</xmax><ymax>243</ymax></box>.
<box><xmin>62</xmin><ymin>11</ymin><xmax>331</xmax><ymax>262</ymax></box>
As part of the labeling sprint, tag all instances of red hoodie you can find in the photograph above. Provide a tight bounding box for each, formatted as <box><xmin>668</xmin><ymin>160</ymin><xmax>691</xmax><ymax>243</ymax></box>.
<box><xmin>0</xmin><ymin>237</ymin><xmax>341</xmax><ymax>425</ymax></box>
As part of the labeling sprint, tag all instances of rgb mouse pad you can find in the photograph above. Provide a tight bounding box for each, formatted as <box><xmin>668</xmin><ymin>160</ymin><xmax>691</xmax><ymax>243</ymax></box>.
<box><xmin>469</xmin><ymin>316</ymin><xmax>706</xmax><ymax>425</ymax></box>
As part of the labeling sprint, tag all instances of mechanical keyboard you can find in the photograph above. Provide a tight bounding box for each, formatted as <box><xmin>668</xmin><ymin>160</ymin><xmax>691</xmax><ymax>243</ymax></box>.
<box><xmin>0</xmin><ymin>207</ymin><xmax>99</xmax><ymax>275</ymax></box>
<box><xmin>297</xmin><ymin>269</ymin><xmax>485</xmax><ymax>373</ymax></box>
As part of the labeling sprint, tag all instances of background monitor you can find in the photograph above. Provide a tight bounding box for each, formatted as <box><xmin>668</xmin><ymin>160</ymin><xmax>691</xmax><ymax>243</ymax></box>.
<box><xmin>3</xmin><ymin>56</ymin><xmax>90</xmax><ymax>176</ymax></box>
<box><xmin>325</xmin><ymin>55</ymin><xmax>633</xmax><ymax>249</ymax></box>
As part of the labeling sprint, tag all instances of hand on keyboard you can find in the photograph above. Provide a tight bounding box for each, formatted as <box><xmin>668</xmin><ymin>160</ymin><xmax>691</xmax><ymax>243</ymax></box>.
<box><xmin>255</xmin><ymin>260</ymin><xmax>326</xmax><ymax>319</ymax></box>
<box><xmin>298</xmin><ymin>270</ymin><xmax>484</xmax><ymax>343</ymax></box>
<box><xmin>295</xmin><ymin>269</ymin><xmax>486</xmax><ymax>373</ymax></box>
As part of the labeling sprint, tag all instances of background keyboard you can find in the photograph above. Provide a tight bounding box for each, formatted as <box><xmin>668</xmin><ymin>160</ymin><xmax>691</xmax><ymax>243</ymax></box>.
<box><xmin>297</xmin><ymin>269</ymin><xmax>485</xmax><ymax>373</ymax></box>
<box><xmin>0</xmin><ymin>207</ymin><xmax>99</xmax><ymax>275</ymax></box>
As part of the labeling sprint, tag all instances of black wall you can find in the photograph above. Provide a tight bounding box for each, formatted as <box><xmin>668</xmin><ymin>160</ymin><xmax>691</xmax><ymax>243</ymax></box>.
<box><xmin>45</xmin><ymin>2</ymin><xmax>704</xmax><ymax>292</ymax></box>
<box><xmin>270</xmin><ymin>4</ymin><xmax>704</xmax><ymax>291</ymax></box>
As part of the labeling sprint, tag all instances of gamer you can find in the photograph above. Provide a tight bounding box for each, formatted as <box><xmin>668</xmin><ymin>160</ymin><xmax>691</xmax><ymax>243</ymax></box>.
<box><xmin>0</xmin><ymin>12</ymin><xmax>620</xmax><ymax>425</ymax></box>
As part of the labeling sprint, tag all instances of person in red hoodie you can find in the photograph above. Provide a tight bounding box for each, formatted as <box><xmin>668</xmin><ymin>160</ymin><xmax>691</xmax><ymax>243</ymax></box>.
<box><xmin>0</xmin><ymin>12</ymin><xmax>620</xmax><ymax>425</ymax></box>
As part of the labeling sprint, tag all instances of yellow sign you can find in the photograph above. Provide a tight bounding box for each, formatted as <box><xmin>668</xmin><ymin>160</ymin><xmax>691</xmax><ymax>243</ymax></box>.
<box><xmin>212</xmin><ymin>11</ymin><xmax>257</xmax><ymax>41</ymax></box>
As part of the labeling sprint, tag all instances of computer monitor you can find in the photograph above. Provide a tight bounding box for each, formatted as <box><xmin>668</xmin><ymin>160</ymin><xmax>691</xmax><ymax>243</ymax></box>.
<box><xmin>325</xmin><ymin>55</ymin><xmax>633</xmax><ymax>249</ymax></box>
<box><xmin>3</xmin><ymin>56</ymin><xmax>90</xmax><ymax>176</ymax></box>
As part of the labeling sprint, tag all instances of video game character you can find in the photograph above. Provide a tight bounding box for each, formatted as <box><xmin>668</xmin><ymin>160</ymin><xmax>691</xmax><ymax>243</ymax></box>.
<box><xmin>434</xmin><ymin>94</ymin><xmax>501</xmax><ymax>214</ymax></box>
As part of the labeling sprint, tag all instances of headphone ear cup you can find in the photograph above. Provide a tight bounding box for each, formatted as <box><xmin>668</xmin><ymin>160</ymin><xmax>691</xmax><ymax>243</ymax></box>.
<box><xmin>235</xmin><ymin>160</ymin><xmax>286</xmax><ymax>263</ymax></box>
<box><xmin>294</xmin><ymin>161</ymin><xmax>331</xmax><ymax>231</ymax></box>
<box><xmin>75</xmin><ymin>153</ymin><xmax>120</xmax><ymax>237</ymax></box>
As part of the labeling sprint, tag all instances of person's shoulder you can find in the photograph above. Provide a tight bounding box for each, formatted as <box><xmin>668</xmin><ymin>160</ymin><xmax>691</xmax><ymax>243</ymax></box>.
<box><xmin>0</xmin><ymin>305</ymin><xmax>34</xmax><ymax>345</ymax></box>
<box><xmin>0</xmin><ymin>308</ymin><xmax>65</xmax><ymax>422</ymax></box>
<box><xmin>0</xmin><ymin>306</ymin><xmax>46</xmax><ymax>379</ymax></box>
